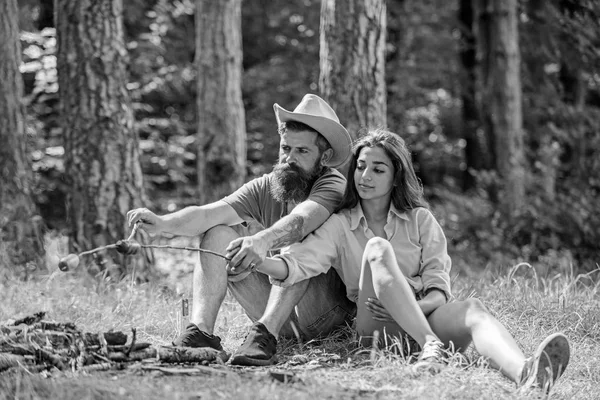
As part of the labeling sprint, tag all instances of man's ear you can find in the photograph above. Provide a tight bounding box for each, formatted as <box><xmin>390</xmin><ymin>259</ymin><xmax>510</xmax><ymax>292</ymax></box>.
<box><xmin>320</xmin><ymin>148</ymin><xmax>334</xmax><ymax>166</ymax></box>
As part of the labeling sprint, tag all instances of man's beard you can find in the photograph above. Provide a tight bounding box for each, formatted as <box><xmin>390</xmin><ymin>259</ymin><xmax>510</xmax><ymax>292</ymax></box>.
<box><xmin>270</xmin><ymin>161</ymin><xmax>323</xmax><ymax>203</ymax></box>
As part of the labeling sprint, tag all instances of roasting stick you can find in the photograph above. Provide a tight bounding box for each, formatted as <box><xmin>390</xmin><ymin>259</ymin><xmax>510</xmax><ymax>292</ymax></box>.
<box><xmin>58</xmin><ymin>221</ymin><xmax>228</xmax><ymax>271</ymax></box>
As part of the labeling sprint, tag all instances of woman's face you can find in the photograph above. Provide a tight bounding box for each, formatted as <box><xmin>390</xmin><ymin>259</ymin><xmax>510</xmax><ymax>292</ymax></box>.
<box><xmin>354</xmin><ymin>146</ymin><xmax>395</xmax><ymax>203</ymax></box>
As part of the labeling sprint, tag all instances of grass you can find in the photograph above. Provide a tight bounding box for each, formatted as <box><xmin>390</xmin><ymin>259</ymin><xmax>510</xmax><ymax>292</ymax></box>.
<box><xmin>1</xmin><ymin>242</ymin><xmax>599</xmax><ymax>399</ymax></box>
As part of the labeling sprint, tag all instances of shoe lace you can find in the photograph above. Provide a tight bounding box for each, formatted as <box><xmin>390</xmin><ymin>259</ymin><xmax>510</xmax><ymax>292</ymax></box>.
<box><xmin>419</xmin><ymin>340</ymin><xmax>444</xmax><ymax>363</ymax></box>
<box><xmin>256</xmin><ymin>335</ymin><xmax>271</xmax><ymax>349</ymax></box>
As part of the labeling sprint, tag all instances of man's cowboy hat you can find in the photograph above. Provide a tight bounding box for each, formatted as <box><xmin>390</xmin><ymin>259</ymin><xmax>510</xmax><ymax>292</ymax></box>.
<box><xmin>273</xmin><ymin>94</ymin><xmax>351</xmax><ymax>168</ymax></box>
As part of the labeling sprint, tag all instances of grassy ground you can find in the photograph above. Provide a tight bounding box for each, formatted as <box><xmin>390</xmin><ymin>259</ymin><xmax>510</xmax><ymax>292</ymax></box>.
<box><xmin>1</xmin><ymin>243</ymin><xmax>599</xmax><ymax>400</ymax></box>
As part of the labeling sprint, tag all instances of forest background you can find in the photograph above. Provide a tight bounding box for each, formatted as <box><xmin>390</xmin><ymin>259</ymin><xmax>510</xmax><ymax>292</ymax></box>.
<box><xmin>1</xmin><ymin>0</ymin><xmax>599</xmax><ymax>280</ymax></box>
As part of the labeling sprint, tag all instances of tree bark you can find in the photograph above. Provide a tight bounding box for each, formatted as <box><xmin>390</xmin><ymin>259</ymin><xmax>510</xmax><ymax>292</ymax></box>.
<box><xmin>319</xmin><ymin>0</ymin><xmax>387</xmax><ymax>177</ymax></box>
<box><xmin>474</xmin><ymin>0</ymin><xmax>525</xmax><ymax>218</ymax></box>
<box><xmin>196</xmin><ymin>0</ymin><xmax>246</xmax><ymax>204</ymax></box>
<box><xmin>0</xmin><ymin>0</ymin><xmax>45</xmax><ymax>269</ymax></box>
<box><xmin>459</xmin><ymin>0</ymin><xmax>491</xmax><ymax>191</ymax></box>
<box><xmin>55</xmin><ymin>0</ymin><xmax>149</xmax><ymax>276</ymax></box>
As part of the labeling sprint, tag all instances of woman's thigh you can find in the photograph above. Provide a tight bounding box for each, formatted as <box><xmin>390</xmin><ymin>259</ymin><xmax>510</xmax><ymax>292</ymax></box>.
<box><xmin>427</xmin><ymin>300</ymin><xmax>474</xmax><ymax>351</ymax></box>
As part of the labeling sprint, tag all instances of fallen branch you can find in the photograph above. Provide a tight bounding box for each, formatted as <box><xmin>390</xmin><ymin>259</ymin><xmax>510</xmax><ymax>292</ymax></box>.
<box><xmin>107</xmin><ymin>346</ymin><xmax>229</xmax><ymax>364</ymax></box>
<box><xmin>35</xmin><ymin>348</ymin><xmax>67</xmax><ymax>370</ymax></box>
<box><xmin>140</xmin><ymin>365</ymin><xmax>231</xmax><ymax>376</ymax></box>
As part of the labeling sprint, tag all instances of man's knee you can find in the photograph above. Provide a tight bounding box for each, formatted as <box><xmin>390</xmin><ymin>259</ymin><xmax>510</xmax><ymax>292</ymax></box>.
<box><xmin>201</xmin><ymin>225</ymin><xmax>240</xmax><ymax>249</ymax></box>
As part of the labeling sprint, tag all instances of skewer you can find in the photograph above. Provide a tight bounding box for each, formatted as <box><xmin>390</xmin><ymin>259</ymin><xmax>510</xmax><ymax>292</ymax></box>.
<box><xmin>57</xmin><ymin>221</ymin><xmax>228</xmax><ymax>272</ymax></box>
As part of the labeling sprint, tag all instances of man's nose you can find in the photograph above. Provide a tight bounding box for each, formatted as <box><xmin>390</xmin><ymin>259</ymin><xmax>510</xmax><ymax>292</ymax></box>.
<box><xmin>285</xmin><ymin>152</ymin><xmax>297</xmax><ymax>164</ymax></box>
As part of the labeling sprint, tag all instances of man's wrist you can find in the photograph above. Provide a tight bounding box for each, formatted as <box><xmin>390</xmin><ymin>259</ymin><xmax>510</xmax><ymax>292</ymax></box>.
<box><xmin>253</xmin><ymin>231</ymin><xmax>275</xmax><ymax>251</ymax></box>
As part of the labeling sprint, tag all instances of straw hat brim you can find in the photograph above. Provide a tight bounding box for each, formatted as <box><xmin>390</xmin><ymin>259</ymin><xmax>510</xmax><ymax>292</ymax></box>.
<box><xmin>274</xmin><ymin>104</ymin><xmax>352</xmax><ymax>168</ymax></box>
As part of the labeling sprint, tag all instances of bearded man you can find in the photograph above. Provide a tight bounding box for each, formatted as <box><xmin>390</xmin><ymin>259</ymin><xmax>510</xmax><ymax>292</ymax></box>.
<box><xmin>128</xmin><ymin>94</ymin><xmax>357</xmax><ymax>366</ymax></box>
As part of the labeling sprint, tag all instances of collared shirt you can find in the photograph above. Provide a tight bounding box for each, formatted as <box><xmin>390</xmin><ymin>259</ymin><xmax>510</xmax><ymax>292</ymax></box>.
<box><xmin>272</xmin><ymin>204</ymin><xmax>452</xmax><ymax>303</ymax></box>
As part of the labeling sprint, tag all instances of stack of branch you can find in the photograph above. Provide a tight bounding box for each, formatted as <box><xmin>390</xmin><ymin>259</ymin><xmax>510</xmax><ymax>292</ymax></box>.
<box><xmin>0</xmin><ymin>312</ymin><xmax>228</xmax><ymax>374</ymax></box>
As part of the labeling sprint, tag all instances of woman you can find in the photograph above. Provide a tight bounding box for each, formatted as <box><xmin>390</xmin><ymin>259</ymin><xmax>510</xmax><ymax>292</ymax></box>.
<box><xmin>255</xmin><ymin>129</ymin><xmax>570</xmax><ymax>391</ymax></box>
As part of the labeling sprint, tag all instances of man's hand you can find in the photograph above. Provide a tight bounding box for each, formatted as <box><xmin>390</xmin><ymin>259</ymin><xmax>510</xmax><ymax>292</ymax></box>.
<box><xmin>365</xmin><ymin>298</ymin><xmax>395</xmax><ymax>322</ymax></box>
<box><xmin>127</xmin><ymin>208</ymin><xmax>165</xmax><ymax>235</ymax></box>
<box><xmin>225</xmin><ymin>234</ymin><xmax>270</xmax><ymax>274</ymax></box>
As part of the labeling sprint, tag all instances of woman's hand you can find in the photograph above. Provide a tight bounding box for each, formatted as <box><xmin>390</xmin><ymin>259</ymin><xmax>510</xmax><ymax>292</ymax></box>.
<box><xmin>365</xmin><ymin>298</ymin><xmax>395</xmax><ymax>322</ymax></box>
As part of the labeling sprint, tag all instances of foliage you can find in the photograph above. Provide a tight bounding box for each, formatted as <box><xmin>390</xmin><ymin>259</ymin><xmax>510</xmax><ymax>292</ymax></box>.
<box><xmin>13</xmin><ymin>0</ymin><xmax>600</xmax><ymax>273</ymax></box>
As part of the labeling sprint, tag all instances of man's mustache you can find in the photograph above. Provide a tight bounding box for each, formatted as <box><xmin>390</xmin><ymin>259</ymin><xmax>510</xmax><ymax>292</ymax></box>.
<box><xmin>276</xmin><ymin>163</ymin><xmax>304</xmax><ymax>175</ymax></box>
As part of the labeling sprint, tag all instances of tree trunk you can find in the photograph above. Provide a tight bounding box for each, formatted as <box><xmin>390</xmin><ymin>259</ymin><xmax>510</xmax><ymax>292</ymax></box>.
<box><xmin>196</xmin><ymin>0</ymin><xmax>246</xmax><ymax>204</ymax></box>
<box><xmin>474</xmin><ymin>0</ymin><xmax>525</xmax><ymax>219</ymax></box>
<box><xmin>319</xmin><ymin>0</ymin><xmax>387</xmax><ymax>177</ymax></box>
<box><xmin>459</xmin><ymin>0</ymin><xmax>491</xmax><ymax>191</ymax></box>
<box><xmin>55</xmin><ymin>0</ymin><xmax>149</xmax><ymax>276</ymax></box>
<box><xmin>0</xmin><ymin>0</ymin><xmax>45</xmax><ymax>270</ymax></box>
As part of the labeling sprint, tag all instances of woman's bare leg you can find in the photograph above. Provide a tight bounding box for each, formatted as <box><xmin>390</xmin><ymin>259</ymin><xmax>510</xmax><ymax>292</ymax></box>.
<box><xmin>427</xmin><ymin>299</ymin><xmax>526</xmax><ymax>382</ymax></box>
<box><xmin>357</xmin><ymin>237</ymin><xmax>438</xmax><ymax>347</ymax></box>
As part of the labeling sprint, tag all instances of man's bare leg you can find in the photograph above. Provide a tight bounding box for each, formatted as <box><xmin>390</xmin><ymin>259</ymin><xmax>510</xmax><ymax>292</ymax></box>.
<box><xmin>190</xmin><ymin>225</ymin><xmax>236</xmax><ymax>334</ymax></box>
<box><xmin>258</xmin><ymin>280</ymin><xmax>310</xmax><ymax>338</ymax></box>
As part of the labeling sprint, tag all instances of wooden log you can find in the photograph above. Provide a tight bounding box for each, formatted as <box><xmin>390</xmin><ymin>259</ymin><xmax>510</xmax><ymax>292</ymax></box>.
<box><xmin>83</xmin><ymin>331</ymin><xmax>127</xmax><ymax>346</ymax></box>
<box><xmin>35</xmin><ymin>348</ymin><xmax>67</xmax><ymax>370</ymax></box>
<box><xmin>140</xmin><ymin>365</ymin><xmax>232</xmax><ymax>376</ymax></box>
<box><xmin>107</xmin><ymin>346</ymin><xmax>229</xmax><ymax>364</ymax></box>
<box><xmin>12</xmin><ymin>312</ymin><xmax>46</xmax><ymax>326</ymax></box>
<box><xmin>79</xmin><ymin>362</ymin><xmax>125</xmax><ymax>373</ymax></box>
<box><xmin>32</xmin><ymin>321</ymin><xmax>79</xmax><ymax>332</ymax></box>
<box><xmin>0</xmin><ymin>330</ymin><xmax>74</xmax><ymax>347</ymax></box>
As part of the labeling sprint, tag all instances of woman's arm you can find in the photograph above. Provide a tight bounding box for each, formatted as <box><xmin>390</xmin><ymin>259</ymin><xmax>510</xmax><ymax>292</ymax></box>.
<box><xmin>417</xmin><ymin>209</ymin><xmax>453</xmax><ymax>301</ymax></box>
<box><xmin>256</xmin><ymin>257</ymin><xmax>289</xmax><ymax>281</ymax></box>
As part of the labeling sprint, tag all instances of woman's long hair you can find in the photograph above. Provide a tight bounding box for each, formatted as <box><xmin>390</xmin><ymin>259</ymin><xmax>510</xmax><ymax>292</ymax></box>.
<box><xmin>336</xmin><ymin>128</ymin><xmax>429</xmax><ymax>212</ymax></box>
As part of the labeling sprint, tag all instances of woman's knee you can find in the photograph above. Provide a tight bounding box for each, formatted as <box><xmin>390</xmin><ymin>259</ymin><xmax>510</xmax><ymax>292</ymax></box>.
<box><xmin>364</xmin><ymin>237</ymin><xmax>394</xmax><ymax>265</ymax></box>
<box><xmin>462</xmin><ymin>298</ymin><xmax>491</xmax><ymax>327</ymax></box>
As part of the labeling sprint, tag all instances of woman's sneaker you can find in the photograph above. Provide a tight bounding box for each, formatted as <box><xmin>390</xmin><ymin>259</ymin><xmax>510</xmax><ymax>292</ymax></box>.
<box><xmin>412</xmin><ymin>339</ymin><xmax>446</xmax><ymax>374</ymax></box>
<box><xmin>172</xmin><ymin>323</ymin><xmax>224</xmax><ymax>351</ymax></box>
<box><xmin>519</xmin><ymin>333</ymin><xmax>570</xmax><ymax>393</ymax></box>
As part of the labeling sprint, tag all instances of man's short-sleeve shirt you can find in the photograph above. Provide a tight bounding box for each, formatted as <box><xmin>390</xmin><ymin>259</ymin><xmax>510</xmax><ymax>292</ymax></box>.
<box><xmin>222</xmin><ymin>167</ymin><xmax>346</xmax><ymax>228</ymax></box>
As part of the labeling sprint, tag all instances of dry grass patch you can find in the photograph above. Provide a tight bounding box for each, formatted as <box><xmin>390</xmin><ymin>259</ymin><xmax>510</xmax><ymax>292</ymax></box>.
<box><xmin>1</xmin><ymin>256</ymin><xmax>599</xmax><ymax>399</ymax></box>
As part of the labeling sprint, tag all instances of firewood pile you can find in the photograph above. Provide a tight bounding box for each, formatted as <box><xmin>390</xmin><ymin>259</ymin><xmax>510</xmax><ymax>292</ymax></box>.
<box><xmin>0</xmin><ymin>312</ymin><xmax>228</xmax><ymax>374</ymax></box>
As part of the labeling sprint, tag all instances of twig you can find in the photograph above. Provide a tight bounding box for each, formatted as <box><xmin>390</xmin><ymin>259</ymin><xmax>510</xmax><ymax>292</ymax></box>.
<box><xmin>127</xmin><ymin>221</ymin><xmax>141</xmax><ymax>242</ymax></box>
<box><xmin>125</xmin><ymin>328</ymin><xmax>136</xmax><ymax>357</ymax></box>
<box><xmin>35</xmin><ymin>348</ymin><xmax>67</xmax><ymax>370</ymax></box>
<box><xmin>139</xmin><ymin>244</ymin><xmax>228</xmax><ymax>259</ymax></box>
<box><xmin>140</xmin><ymin>365</ymin><xmax>231</xmax><ymax>376</ymax></box>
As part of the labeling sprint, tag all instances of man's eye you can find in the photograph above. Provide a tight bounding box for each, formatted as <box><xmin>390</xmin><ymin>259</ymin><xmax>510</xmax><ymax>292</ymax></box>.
<box><xmin>356</xmin><ymin>165</ymin><xmax>365</xmax><ymax>170</ymax></box>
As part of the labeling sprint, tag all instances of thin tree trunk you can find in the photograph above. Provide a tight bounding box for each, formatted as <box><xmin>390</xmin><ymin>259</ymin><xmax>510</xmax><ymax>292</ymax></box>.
<box><xmin>474</xmin><ymin>0</ymin><xmax>525</xmax><ymax>218</ymax></box>
<box><xmin>196</xmin><ymin>0</ymin><xmax>246</xmax><ymax>204</ymax></box>
<box><xmin>55</xmin><ymin>0</ymin><xmax>149</xmax><ymax>276</ymax></box>
<box><xmin>319</xmin><ymin>0</ymin><xmax>387</xmax><ymax>177</ymax></box>
<box><xmin>459</xmin><ymin>0</ymin><xmax>490</xmax><ymax>191</ymax></box>
<box><xmin>0</xmin><ymin>0</ymin><xmax>45</xmax><ymax>270</ymax></box>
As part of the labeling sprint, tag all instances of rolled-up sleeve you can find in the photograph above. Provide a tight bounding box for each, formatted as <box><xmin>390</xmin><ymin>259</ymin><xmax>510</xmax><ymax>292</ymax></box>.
<box><xmin>270</xmin><ymin>215</ymin><xmax>343</xmax><ymax>287</ymax></box>
<box><xmin>417</xmin><ymin>209</ymin><xmax>452</xmax><ymax>301</ymax></box>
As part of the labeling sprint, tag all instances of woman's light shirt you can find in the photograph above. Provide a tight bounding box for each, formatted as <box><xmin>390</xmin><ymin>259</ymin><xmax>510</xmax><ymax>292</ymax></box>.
<box><xmin>272</xmin><ymin>204</ymin><xmax>452</xmax><ymax>302</ymax></box>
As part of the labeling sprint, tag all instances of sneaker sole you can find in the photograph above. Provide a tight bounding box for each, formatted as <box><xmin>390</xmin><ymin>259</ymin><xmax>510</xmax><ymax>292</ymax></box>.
<box><xmin>534</xmin><ymin>333</ymin><xmax>570</xmax><ymax>392</ymax></box>
<box><xmin>229</xmin><ymin>354</ymin><xmax>278</xmax><ymax>367</ymax></box>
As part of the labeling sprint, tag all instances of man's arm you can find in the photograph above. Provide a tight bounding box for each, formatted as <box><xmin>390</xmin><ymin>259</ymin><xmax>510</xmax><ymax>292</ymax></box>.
<box><xmin>226</xmin><ymin>199</ymin><xmax>331</xmax><ymax>270</ymax></box>
<box><xmin>127</xmin><ymin>200</ymin><xmax>244</xmax><ymax>237</ymax></box>
<box><xmin>260</xmin><ymin>199</ymin><xmax>330</xmax><ymax>249</ymax></box>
